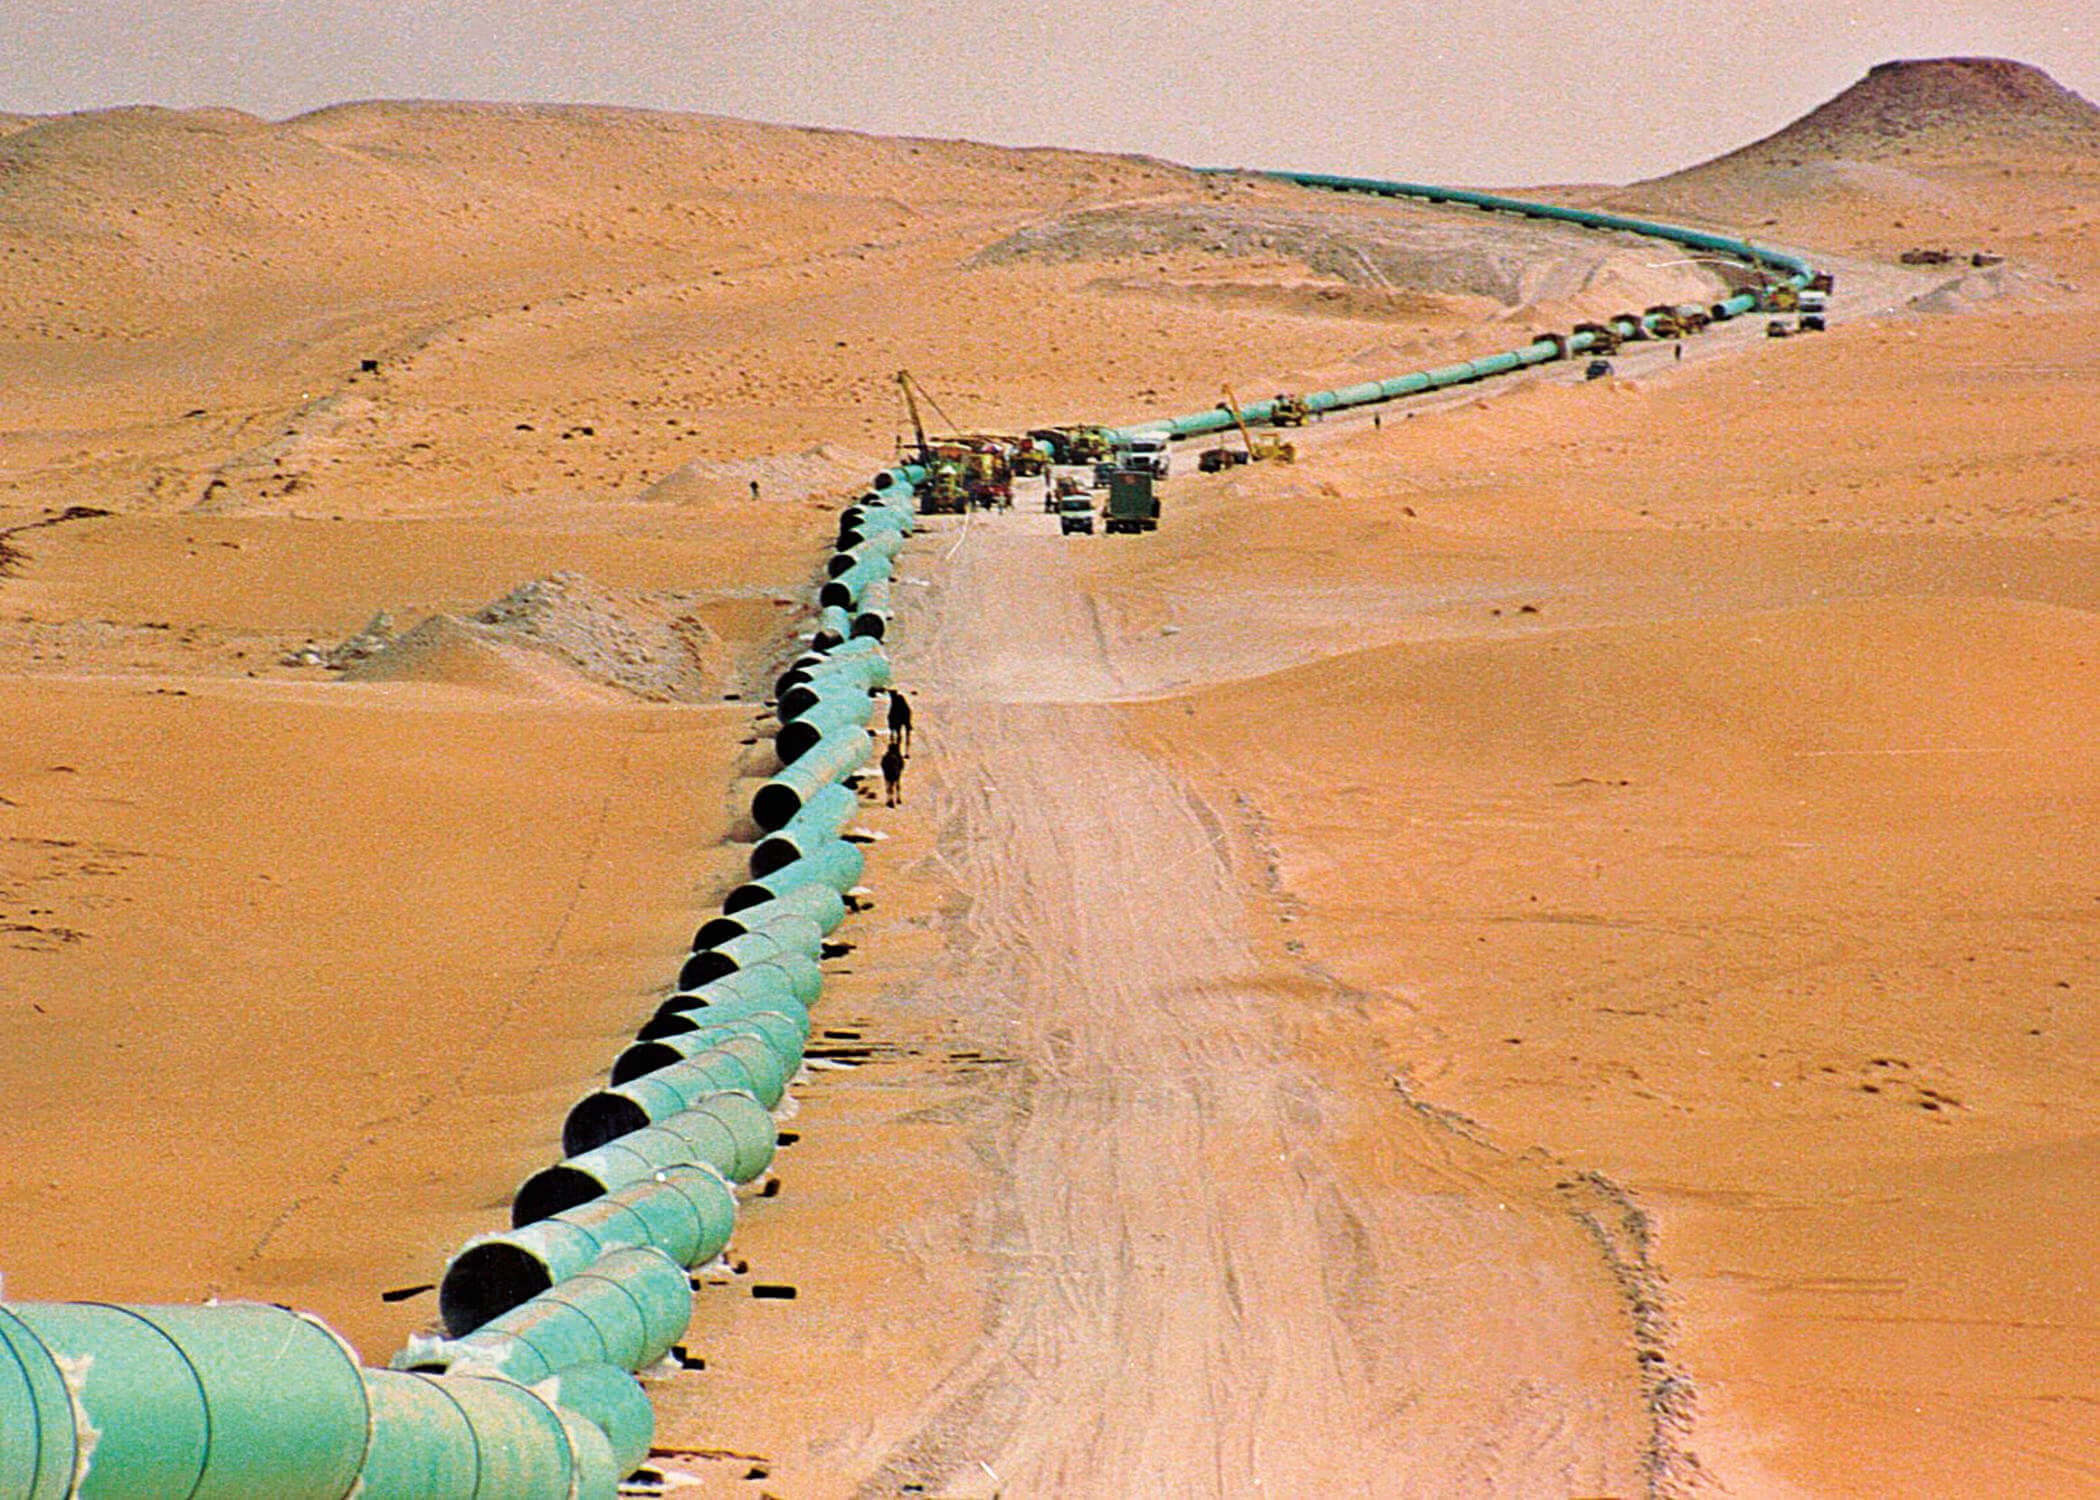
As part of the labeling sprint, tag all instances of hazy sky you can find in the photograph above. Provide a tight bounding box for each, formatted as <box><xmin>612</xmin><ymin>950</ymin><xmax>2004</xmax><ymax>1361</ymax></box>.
<box><xmin>3</xmin><ymin>2</ymin><xmax>2094</xmax><ymax>183</ymax></box>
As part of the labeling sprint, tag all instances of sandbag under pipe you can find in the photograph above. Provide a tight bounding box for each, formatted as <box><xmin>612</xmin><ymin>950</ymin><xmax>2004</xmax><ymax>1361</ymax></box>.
<box><xmin>564</xmin><ymin>1036</ymin><xmax>788</xmax><ymax>1154</ymax></box>
<box><xmin>513</xmin><ymin>1091</ymin><xmax>777</xmax><ymax>1225</ymax></box>
<box><xmin>442</xmin><ymin>1165</ymin><xmax>737</xmax><ymax>1336</ymax></box>
<box><xmin>612</xmin><ymin>1011</ymin><xmax>806</xmax><ymax>1087</ymax></box>
<box><xmin>396</xmin><ymin>1247</ymin><xmax>692</xmax><ymax>1384</ymax></box>
<box><xmin>695</xmin><ymin>875</ymin><xmax>847</xmax><ymax>947</ymax></box>
<box><xmin>677</xmin><ymin>914</ymin><xmax>823</xmax><ymax>990</ymax></box>
<box><xmin>1</xmin><ymin>1300</ymin><xmax>370</xmax><ymax>1500</ymax></box>
<box><xmin>725</xmin><ymin>838</ymin><xmax>865</xmax><ymax>911</ymax></box>
<box><xmin>357</xmin><ymin>1367</ymin><xmax>621</xmax><ymax>1500</ymax></box>
<box><xmin>752</xmin><ymin>728</ymin><xmax>871</xmax><ymax>831</ymax></box>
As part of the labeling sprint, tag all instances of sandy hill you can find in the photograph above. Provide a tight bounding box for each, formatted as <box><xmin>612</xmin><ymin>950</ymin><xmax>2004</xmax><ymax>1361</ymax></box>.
<box><xmin>1607</xmin><ymin>59</ymin><xmax>2100</xmax><ymax>280</ymax></box>
<box><xmin>0</xmin><ymin>100</ymin><xmax>1746</xmax><ymax>522</ymax></box>
<box><xmin>1688</xmin><ymin>57</ymin><xmax>2100</xmax><ymax>171</ymax></box>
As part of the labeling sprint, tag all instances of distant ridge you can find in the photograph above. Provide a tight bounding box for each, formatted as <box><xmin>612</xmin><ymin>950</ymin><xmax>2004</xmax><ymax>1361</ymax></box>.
<box><xmin>1665</xmin><ymin>58</ymin><xmax>2100</xmax><ymax>176</ymax></box>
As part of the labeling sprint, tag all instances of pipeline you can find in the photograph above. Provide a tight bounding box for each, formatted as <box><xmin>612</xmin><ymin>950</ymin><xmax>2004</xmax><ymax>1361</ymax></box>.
<box><xmin>0</xmin><ymin>1299</ymin><xmax>633</xmax><ymax>1499</ymax></box>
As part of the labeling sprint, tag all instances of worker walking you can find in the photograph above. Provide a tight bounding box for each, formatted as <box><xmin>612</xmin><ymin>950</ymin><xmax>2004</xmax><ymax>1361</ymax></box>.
<box><xmin>887</xmin><ymin>688</ymin><xmax>913</xmax><ymax>753</ymax></box>
<box><xmin>881</xmin><ymin>739</ymin><xmax>906</xmax><ymax>807</ymax></box>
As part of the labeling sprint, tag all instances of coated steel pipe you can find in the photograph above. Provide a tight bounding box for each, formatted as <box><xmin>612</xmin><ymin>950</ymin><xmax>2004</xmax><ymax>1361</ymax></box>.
<box><xmin>564</xmin><ymin>1035</ymin><xmax>789</xmax><ymax>1153</ymax></box>
<box><xmin>694</xmin><ymin>879</ymin><xmax>847</xmax><ymax>946</ymax></box>
<box><xmin>751</xmin><ymin>728</ymin><xmax>872</xmax><ymax>831</ymax></box>
<box><xmin>725</xmin><ymin>837</ymin><xmax>866</xmax><ymax>911</ymax></box>
<box><xmin>442</xmin><ymin>1165</ymin><xmax>737</xmax><ymax>1335</ymax></box>
<box><xmin>612</xmin><ymin>1010</ymin><xmax>806</xmax><ymax>1087</ymax></box>
<box><xmin>397</xmin><ymin>1246</ymin><xmax>693</xmax><ymax>1383</ymax></box>
<box><xmin>513</xmin><ymin>1091</ymin><xmax>777</xmax><ymax>1224</ymax></box>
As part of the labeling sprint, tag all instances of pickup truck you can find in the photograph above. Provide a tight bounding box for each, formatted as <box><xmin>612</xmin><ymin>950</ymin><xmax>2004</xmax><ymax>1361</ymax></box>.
<box><xmin>1058</xmin><ymin>495</ymin><xmax>1096</xmax><ymax>534</ymax></box>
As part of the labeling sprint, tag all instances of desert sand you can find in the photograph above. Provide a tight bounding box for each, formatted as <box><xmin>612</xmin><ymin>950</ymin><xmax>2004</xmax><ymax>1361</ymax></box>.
<box><xmin>5</xmin><ymin>56</ymin><xmax>2099</xmax><ymax>1498</ymax></box>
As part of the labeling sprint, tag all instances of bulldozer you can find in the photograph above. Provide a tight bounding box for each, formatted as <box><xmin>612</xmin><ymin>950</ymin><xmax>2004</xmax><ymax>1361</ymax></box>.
<box><xmin>1269</xmin><ymin>393</ymin><xmax>1311</xmax><ymax>427</ymax></box>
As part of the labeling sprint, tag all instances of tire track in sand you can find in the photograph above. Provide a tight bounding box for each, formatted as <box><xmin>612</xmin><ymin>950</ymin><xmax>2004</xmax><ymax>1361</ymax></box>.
<box><xmin>857</xmin><ymin>521</ymin><xmax>1650</xmax><ymax>1498</ymax></box>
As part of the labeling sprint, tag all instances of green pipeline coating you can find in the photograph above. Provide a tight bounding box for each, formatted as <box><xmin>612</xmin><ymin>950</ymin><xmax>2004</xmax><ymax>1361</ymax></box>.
<box><xmin>639</xmin><ymin>989</ymin><xmax>812</xmax><ymax>1043</ymax></box>
<box><xmin>752</xmin><ymin>728</ymin><xmax>871</xmax><ymax>831</ymax></box>
<box><xmin>5</xmin><ymin>1301</ymin><xmax>369</xmax><ymax>1500</ymax></box>
<box><xmin>776</xmin><ymin>696</ymin><xmax>874</xmax><ymax>764</ymax></box>
<box><xmin>811</xmin><ymin>604</ymin><xmax>853</xmax><ymax>651</ymax></box>
<box><xmin>514</xmin><ymin>1090</ymin><xmax>777</xmax><ymax>1223</ymax></box>
<box><xmin>565</xmin><ymin>1034</ymin><xmax>788</xmax><ymax>1153</ymax></box>
<box><xmin>677</xmin><ymin>914</ymin><xmax>823</xmax><ymax>989</ymax></box>
<box><xmin>852</xmin><ymin>575</ymin><xmax>891</xmax><ymax>639</ymax></box>
<box><xmin>694</xmin><ymin>879</ymin><xmax>847</xmax><ymax>947</ymax></box>
<box><xmin>532</xmin><ymin>1363</ymin><xmax>656</xmax><ymax>1481</ymax></box>
<box><xmin>818</xmin><ymin>551</ymin><xmax>892</xmax><ymax>611</ymax></box>
<box><xmin>444</xmin><ymin>1165</ymin><xmax>736</xmax><ymax>1334</ymax></box>
<box><xmin>613</xmin><ymin>1010</ymin><xmax>806</xmax><ymax>1086</ymax></box>
<box><xmin>407</xmin><ymin>1246</ymin><xmax>694</xmax><ymax>1383</ymax></box>
<box><xmin>0</xmin><ymin>1306</ymin><xmax>74</xmax><ymax>1500</ymax></box>
<box><xmin>657</xmin><ymin>959</ymin><xmax>806</xmax><ymax>1017</ymax></box>
<box><xmin>727</xmin><ymin>839</ymin><xmax>865</xmax><ymax>912</ymax></box>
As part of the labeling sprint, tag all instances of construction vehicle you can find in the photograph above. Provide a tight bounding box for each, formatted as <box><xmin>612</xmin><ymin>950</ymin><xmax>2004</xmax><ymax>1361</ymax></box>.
<box><xmin>1217</xmin><ymin>386</ymin><xmax>1296</xmax><ymax>465</ymax></box>
<box><xmin>1270</xmin><ymin>393</ymin><xmax>1311</xmax><ymax>427</ymax></box>
<box><xmin>1118</xmin><ymin>431</ymin><xmax>1171</xmax><ymax>478</ymax></box>
<box><xmin>1644</xmin><ymin>303</ymin><xmax>1687</xmax><ymax>339</ymax></box>
<box><xmin>1198</xmin><ymin>445</ymin><xmax>1251</xmax><ymax>474</ymax></box>
<box><xmin>1028</xmin><ymin>426</ymin><xmax>1117</xmax><ymax>466</ymax></box>
<box><xmin>1796</xmin><ymin>291</ymin><xmax>1828</xmax><ymax>332</ymax></box>
<box><xmin>1573</xmin><ymin>321</ymin><xmax>1620</xmax><ymax>355</ymax></box>
<box><xmin>1104</xmin><ymin>470</ymin><xmax>1159</xmax><ymax>533</ymax></box>
<box><xmin>1584</xmin><ymin>358</ymin><xmax>1614</xmax><ymax>380</ymax></box>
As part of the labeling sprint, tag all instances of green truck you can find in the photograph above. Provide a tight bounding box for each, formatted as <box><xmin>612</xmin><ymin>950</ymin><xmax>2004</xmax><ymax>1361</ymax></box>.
<box><xmin>1103</xmin><ymin>470</ymin><xmax>1159</xmax><ymax>534</ymax></box>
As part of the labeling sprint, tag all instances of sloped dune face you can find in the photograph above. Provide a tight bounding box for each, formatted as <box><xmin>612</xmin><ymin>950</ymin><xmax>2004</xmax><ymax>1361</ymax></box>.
<box><xmin>1677</xmin><ymin>57</ymin><xmax>2100</xmax><ymax>172</ymax></box>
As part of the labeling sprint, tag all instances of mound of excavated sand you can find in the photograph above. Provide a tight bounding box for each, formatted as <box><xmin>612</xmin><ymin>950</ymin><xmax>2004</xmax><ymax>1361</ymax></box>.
<box><xmin>974</xmin><ymin>198</ymin><xmax>1726</xmax><ymax>312</ymax></box>
<box><xmin>341</xmin><ymin>571</ymin><xmax>725</xmax><ymax>700</ymax></box>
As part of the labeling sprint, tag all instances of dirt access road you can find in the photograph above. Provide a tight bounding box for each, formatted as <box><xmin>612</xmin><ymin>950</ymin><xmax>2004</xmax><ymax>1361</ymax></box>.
<box><xmin>839</xmin><ymin>512</ymin><xmax>1658</xmax><ymax>1496</ymax></box>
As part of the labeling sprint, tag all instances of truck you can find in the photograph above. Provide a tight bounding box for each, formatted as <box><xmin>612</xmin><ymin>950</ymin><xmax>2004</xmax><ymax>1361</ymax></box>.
<box><xmin>1103</xmin><ymin>470</ymin><xmax>1159</xmax><ymax>534</ymax></box>
<box><xmin>1057</xmin><ymin>494</ymin><xmax>1096</xmax><ymax>534</ymax></box>
<box><xmin>1118</xmin><ymin>431</ymin><xmax>1171</xmax><ymax>479</ymax></box>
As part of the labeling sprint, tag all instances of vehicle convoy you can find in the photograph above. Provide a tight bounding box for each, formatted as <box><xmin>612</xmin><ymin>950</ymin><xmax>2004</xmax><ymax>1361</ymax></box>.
<box><xmin>1058</xmin><ymin>494</ymin><xmax>1097</xmax><ymax>534</ymax></box>
<box><xmin>1104</xmin><ymin>470</ymin><xmax>1160</xmax><ymax>533</ymax></box>
<box><xmin>896</xmin><ymin>371</ymin><xmax>1019</xmax><ymax>512</ymax></box>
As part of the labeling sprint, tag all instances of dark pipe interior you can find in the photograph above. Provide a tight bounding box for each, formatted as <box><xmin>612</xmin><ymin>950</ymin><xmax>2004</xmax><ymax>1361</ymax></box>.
<box><xmin>563</xmin><ymin>1094</ymin><xmax>650</xmax><ymax>1157</ymax></box>
<box><xmin>513</xmin><ymin>1165</ymin><xmax>610</xmax><ymax>1227</ymax></box>
<box><xmin>440</xmin><ymin>1242</ymin><xmax>555</xmax><ymax>1337</ymax></box>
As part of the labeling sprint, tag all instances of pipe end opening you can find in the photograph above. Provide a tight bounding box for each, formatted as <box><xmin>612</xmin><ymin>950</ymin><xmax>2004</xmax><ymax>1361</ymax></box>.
<box><xmin>441</xmin><ymin>1242</ymin><xmax>555</xmax><ymax>1337</ymax></box>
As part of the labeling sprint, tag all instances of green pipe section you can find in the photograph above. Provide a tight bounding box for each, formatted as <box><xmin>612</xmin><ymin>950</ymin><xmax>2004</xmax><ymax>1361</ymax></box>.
<box><xmin>3</xmin><ymin>1301</ymin><xmax>369</xmax><ymax>1500</ymax></box>
<box><xmin>827</xmin><ymin>530</ymin><xmax>905</xmax><ymax>577</ymax></box>
<box><xmin>810</xmin><ymin>604</ymin><xmax>852</xmax><ymax>652</ymax></box>
<box><xmin>755</xmin><ymin>802</ymin><xmax>860</xmax><ymax>882</ymax></box>
<box><xmin>777</xmin><ymin>696</ymin><xmax>874</xmax><ymax>764</ymax></box>
<box><xmin>752</xmin><ymin>728</ymin><xmax>871</xmax><ymax>832</ymax></box>
<box><xmin>852</xmin><ymin>575</ymin><xmax>891</xmax><ymax>640</ymax></box>
<box><xmin>613</xmin><ymin>1011</ymin><xmax>806</xmax><ymax>1087</ymax></box>
<box><xmin>443</xmin><ymin>1164</ymin><xmax>736</xmax><ymax>1335</ymax></box>
<box><xmin>654</xmin><ymin>958</ymin><xmax>812</xmax><ymax>1022</ymax></box>
<box><xmin>726</xmin><ymin>837</ymin><xmax>865</xmax><ymax>910</ymax></box>
<box><xmin>677</xmin><ymin>913</ymin><xmax>823</xmax><ymax>989</ymax></box>
<box><xmin>640</xmin><ymin>989</ymin><xmax>811</xmax><ymax>1043</ymax></box>
<box><xmin>530</xmin><ymin>1364</ymin><xmax>654</xmax><ymax>1482</ymax></box>
<box><xmin>780</xmin><ymin>668</ymin><xmax>884</xmax><ymax>723</ymax></box>
<box><xmin>818</xmin><ymin>551</ymin><xmax>892</xmax><ymax>612</ymax></box>
<box><xmin>776</xmin><ymin>644</ymin><xmax>888</xmax><ymax>706</ymax></box>
<box><xmin>693</xmin><ymin>879</ymin><xmax>847</xmax><ymax>946</ymax></box>
<box><xmin>357</xmin><ymin>1368</ymin><xmax>622</xmax><ymax>1499</ymax></box>
<box><xmin>565</xmin><ymin>1034</ymin><xmax>788</xmax><ymax>1153</ymax></box>
<box><xmin>0</xmin><ymin>1306</ymin><xmax>76</xmax><ymax>1500</ymax></box>
<box><xmin>514</xmin><ymin>1090</ymin><xmax>776</xmax><ymax>1223</ymax></box>
<box><xmin>397</xmin><ymin>1247</ymin><xmax>693</xmax><ymax>1385</ymax></box>
<box><xmin>750</xmin><ymin>783</ymin><xmax>857</xmax><ymax>876</ymax></box>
